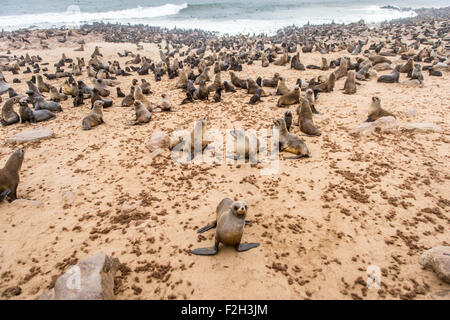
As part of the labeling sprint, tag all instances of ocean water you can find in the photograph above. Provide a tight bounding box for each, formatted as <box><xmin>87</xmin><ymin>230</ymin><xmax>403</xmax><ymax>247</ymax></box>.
<box><xmin>0</xmin><ymin>0</ymin><xmax>448</xmax><ymax>35</ymax></box>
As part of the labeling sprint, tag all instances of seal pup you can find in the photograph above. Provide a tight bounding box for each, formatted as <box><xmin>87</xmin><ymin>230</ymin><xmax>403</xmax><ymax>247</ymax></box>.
<box><xmin>153</xmin><ymin>94</ymin><xmax>177</xmax><ymax>112</ymax></box>
<box><xmin>230</xmin><ymin>71</ymin><xmax>247</xmax><ymax>89</ymax></box>
<box><xmin>19</xmin><ymin>99</ymin><xmax>55</xmax><ymax>123</ymax></box>
<box><xmin>246</xmin><ymin>78</ymin><xmax>261</xmax><ymax>95</ymax></box>
<box><xmin>1</xmin><ymin>97</ymin><xmax>20</xmax><ymax>126</ymax></box>
<box><xmin>223</xmin><ymin>81</ymin><xmax>236</xmax><ymax>93</ymax></box>
<box><xmin>276</xmin><ymin>77</ymin><xmax>289</xmax><ymax>96</ymax></box>
<box><xmin>26</xmin><ymin>91</ymin><xmax>62</xmax><ymax>112</ymax></box>
<box><xmin>305</xmin><ymin>89</ymin><xmax>320</xmax><ymax>114</ymax></box>
<box><xmin>284</xmin><ymin>110</ymin><xmax>293</xmax><ymax>132</ymax></box>
<box><xmin>121</xmin><ymin>86</ymin><xmax>135</xmax><ymax>107</ymax></box>
<box><xmin>365</xmin><ymin>96</ymin><xmax>395</xmax><ymax>122</ymax></box>
<box><xmin>249</xmin><ymin>88</ymin><xmax>263</xmax><ymax>105</ymax></box>
<box><xmin>134</xmin><ymin>86</ymin><xmax>152</xmax><ymax>110</ymax></box>
<box><xmin>0</xmin><ymin>148</ymin><xmax>24</xmax><ymax>203</ymax></box>
<box><xmin>36</xmin><ymin>75</ymin><xmax>50</xmax><ymax>93</ymax></box>
<box><xmin>49</xmin><ymin>86</ymin><xmax>68</xmax><ymax>102</ymax></box>
<box><xmin>277</xmin><ymin>87</ymin><xmax>300</xmax><ymax>107</ymax></box>
<box><xmin>213</xmin><ymin>87</ymin><xmax>223</xmax><ymax>103</ymax></box>
<box><xmin>127</xmin><ymin>100</ymin><xmax>152</xmax><ymax>125</ymax></box>
<box><xmin>296</xmin><ymin>99</ymin><xmax>321</xmax><ymax>136</ymax></box>
<box><xmin>263</xmin><ymin>73</ymin><xmax>280</xmax><ymax>87</ymax></box>
<box><xmin>82</xmin><ymin>100</ymin><xmax>104</xmax><ymax>130</ymax></box>
<box><xmin>273</xmin><ymin>118</ymin><xmax>310</xmax><ymax>159</ymax></box>
<box><xmin>191</xmin><ymin>198</ymin><xmax>259</xmax><ymax>255</ymax></box>
<box><xmin>343</xmin><ymin>70</ymin><xmax>357</xmax><ymax>94</ymax></box>
<box><xmin>333</xmin><ymin>58</ymin><xmax>348</xmax><ymax>80</ymax></box>
<box><xmin>91</xmin><ymin>88</ymin><xmax>113</xmax><ymax>108</ymax></box>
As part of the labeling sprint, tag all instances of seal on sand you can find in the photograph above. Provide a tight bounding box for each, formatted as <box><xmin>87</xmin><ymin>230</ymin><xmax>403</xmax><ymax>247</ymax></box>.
<box><xmin>0</xmin><ymin>148</ymin><xmax>24</xmax><ymax>203</ymax></box>
<box><xmin>191</xmin><ymin>198</ymin><xmax>259</xmax><ymax>255</ymax></box>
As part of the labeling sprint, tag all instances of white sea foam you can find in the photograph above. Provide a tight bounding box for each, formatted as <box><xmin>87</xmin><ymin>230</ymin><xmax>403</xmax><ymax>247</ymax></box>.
<box><xmin>0</xmin><ymin>3</ymin><xmax>420</xmax><ymax>35</ymax></box>
<box><xmin>0</xmin><ymin>3</ymin><xmax>188</xmax><ymax>31</ymax></box>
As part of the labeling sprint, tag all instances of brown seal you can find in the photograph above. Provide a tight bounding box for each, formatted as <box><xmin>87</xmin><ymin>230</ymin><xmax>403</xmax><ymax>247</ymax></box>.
<box><xmin>296</xmin><ymin>98</ymin><xmax>321</xmax><ymax>136</ymax></box>
<box><xmin>153</xmin><ymin>94</ymin><xmax>177</xmax><ymax>112</ymax></box>
<box><xmin>1</xmin><ymin>97</ymin><xmax>20</xmax><ymax>126</ymax></box>
<box><xmin>127</xmin><ymin>100</ymin><xmax>152</xmax><ymax>125</ymax></box>
<box><xmin>263</xmin><ymin>73</ymin><xmax>280</xmax><ymax>87</ymax></box>
<box><xmin>343</xmin><ymin>70</ymin><xmax>357</xmax><ymax>94</ymax></box>
<box><xmin>82</xmin><ymin>100</ymin><xmax>104</xmax><ymax>130</ymax></box>
<box><xmin>277</xmin><ymin>87</ymin><xmax>300</xmax><ymax>107</ymax></box>
<box><xmin>305</xmin><ymin>89</ymin><xmax>320</xmax><ymax>114</ymax></box>
<box><xmin>284</xmin><ymin>110</ymin><xmax>293</xmax><ymax>132</ymax></box>
<box><xmin>191</xmin><ymin>198</ymin><xmax>259</xmax><ymax>255</ymax></box>
<box><xmin>121</xmin><ymin>86</ymin><xmax>135</xmax><ymax>107</ymax></box>
<box><xmin>273</xmin><ymin>118</ymin><xmax>310</xmax><ymax>159</ymax></box>
<box><xmin>276</xmin><ymin>77</ymin><xmax>289</xmax><ymax>96</ymax></box>
<box><xmin>365</xmin><ymin>96</ymin><xmax>395</xmax><ymax>122</ymax></box>
<box><xmin>333</xmin><ymin>58</ymin><xmax>348</xmax><ymax>80</ymax></box>
<box><xmin>0</xmin><ymin>148</ymin><xmax>24</xmax><ymax>203</ymax></box>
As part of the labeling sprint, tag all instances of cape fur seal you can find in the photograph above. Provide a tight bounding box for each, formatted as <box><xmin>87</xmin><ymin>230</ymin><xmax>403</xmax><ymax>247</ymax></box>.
<box><xmin>365</xmin><ymin>96</ymin><xmax>395</xmax><ymax>122</ymax></box>
<box><xmin>273</xmin><ymin>118</ymin><xmax>310</xmax><ymax>159</ymax></box>
<box><xmin>1</xmin><ymin>97</ymin><xmax>20</xmax><ymax>126</ymax></box>
<box><xmin>127</xmin><ymin>100</ymin><xmax>152</xmax><ymax>125</ymax></box>
<box><xmin>277</xmin><ymin>87</ymin><xmax>300</xmax><ymax>107</ymax></box>
<box><xmin>377</xmin><ymin>65</ymin><xmax>400</xmax><ymax>83</ymax></box>
<box><xmin>0</xmin><ymin>148</ymin><xmax>24</xmax><ymax>203</ymax></box>
<box><xmin>82</xmin><ymin>100</ymin><xmax>104</xmax><ymax>130</ymax></box>
<box><xmin>296</xmin><ymin>99</ymin><xmax>321</xmax><ymax>136</ymax></box>
<box><xmin>191</xmin><ymin>198</ymin><xmax>259</xmax><ymax>255</ymax></box>
<box><xmin>343</xmin><ymin>70</ymin><xmax>357</xmax><ymax>94</ymax></box>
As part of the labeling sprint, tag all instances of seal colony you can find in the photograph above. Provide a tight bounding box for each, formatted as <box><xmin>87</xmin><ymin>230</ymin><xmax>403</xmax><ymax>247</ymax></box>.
<box><xmin>0</xmin><ymin>6</ymin><xmax>449</xmax><ymax>300</ymax></box>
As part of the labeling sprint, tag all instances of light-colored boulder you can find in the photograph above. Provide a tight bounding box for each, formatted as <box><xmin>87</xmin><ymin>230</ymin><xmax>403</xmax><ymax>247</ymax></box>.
<box><xmin>7</xmin><ymin>127</ymin><xmax>54</xmax><ymax>144</ymax></box>
<box><xmin>373</xmin><ymin>62</ymin><xmax>392</xmax><ymax>71</ymax></box>
<box><xmin>402</xmin><ymin>123</ymin><xmax>442</xmax><ymax>132</ymax></box>
<box><xmin>353</xmin><ymin>116</ymin><xmax>398</xmax><ymax>135</ymax></box>
<box><xmin>146</xmin><ymin>131</ymin><xmax>170</xmax><ymax>153</ymax></box>
<box><xmin>40</xmin><ymin>252</ymin><xmax>119</xmax><ymax>300</ymax></box>
<box><xmin>419</xmin><ymin>246</ymin><xmax>450</xmax><ymax>284</ymax></box>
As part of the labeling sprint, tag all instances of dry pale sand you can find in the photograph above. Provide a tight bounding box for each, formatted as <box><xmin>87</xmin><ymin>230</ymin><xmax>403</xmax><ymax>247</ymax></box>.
<box><xmin>0</xmin><ymin>32</ymin><xmax>449</xmax><ymax>300</ymax></box>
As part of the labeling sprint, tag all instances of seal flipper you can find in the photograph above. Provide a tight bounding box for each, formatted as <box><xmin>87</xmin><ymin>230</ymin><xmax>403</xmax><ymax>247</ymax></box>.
<box><xmin>310</xmin><ymin>105</ymin><xmax>321</xmax><ymax>114</ymax></box>
<box><xmin>284</xmin><ymin>154</ymin><xmax>310</xmax><ymax>159</ymax></box>
<box><xmin>197</xmin><ymin>221</ymin><xmax>217</xmax><ymax>233</ymax></box>
<box><xmin>235</xmin><ymin>243</ymin><xmax>259</xmax><ymax>252</ymax></box>
<box><xmin>0</xmin><ymin>189</ymin><xmax>11</xmax><ymax>203</ymax></box>
<box><xmin>190</xmin><ymin>242</ymin><xmax>219</xmax><ymax>256</ymax></box>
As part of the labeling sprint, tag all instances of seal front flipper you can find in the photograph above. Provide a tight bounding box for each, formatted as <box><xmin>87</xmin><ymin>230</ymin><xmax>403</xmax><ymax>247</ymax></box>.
<box><xmin>0</xmin><ymin>189</ymin><xmax>11</xmax><ymax>203</ymax></box>
<box><xmin>190</xmin><ymin>244</ymin><xmax>219</xmax><ymax>256</ymax></box>
<box><xmin>235</xmin><ymin>243</ymin><xmax>259</xmax><ymax>252</ymax></box>
<box><xmin>197</xmin><ymin>221</ymin><xmax>217</xmax><ymax>233</ymax></box>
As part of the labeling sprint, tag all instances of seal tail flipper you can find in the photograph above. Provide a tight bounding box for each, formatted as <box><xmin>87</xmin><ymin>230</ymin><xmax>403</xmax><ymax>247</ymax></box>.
<box><xmin>0</xmin><ymin>189</ymin><xmax>11</xmax><ymax>203</ymax></box>
<box><xmin>284</xmin><ymin>154</ymin><xmax>309</xmax><ymax>159</ymax></box>
<box><xmin>190</xmin><ymin>246</ymin><xmax>218</xmax><ymax>256</ymax></box>
<box><xmin>235</xmin><ymin>243</ymin><xmax>259</xmax><ymax>252</ymax></box>
<box><xmin>197</xmin><ymin>221</ymin><xmax>217</xmax><ymax>233</ymax></box>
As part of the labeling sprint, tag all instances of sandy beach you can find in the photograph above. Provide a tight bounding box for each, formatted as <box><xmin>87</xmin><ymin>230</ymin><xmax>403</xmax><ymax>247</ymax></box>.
<box><xmin>0</xmin><ymin>14</ymin><xmax>449</xmax><ymax>300</ymax></box>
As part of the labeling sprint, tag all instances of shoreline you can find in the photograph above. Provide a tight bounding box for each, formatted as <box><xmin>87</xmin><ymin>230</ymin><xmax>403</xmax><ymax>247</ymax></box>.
<box><xmin>0</xmin><ymin>6</ymin><xmax>449</xmax><ymax>37</ymax></box>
